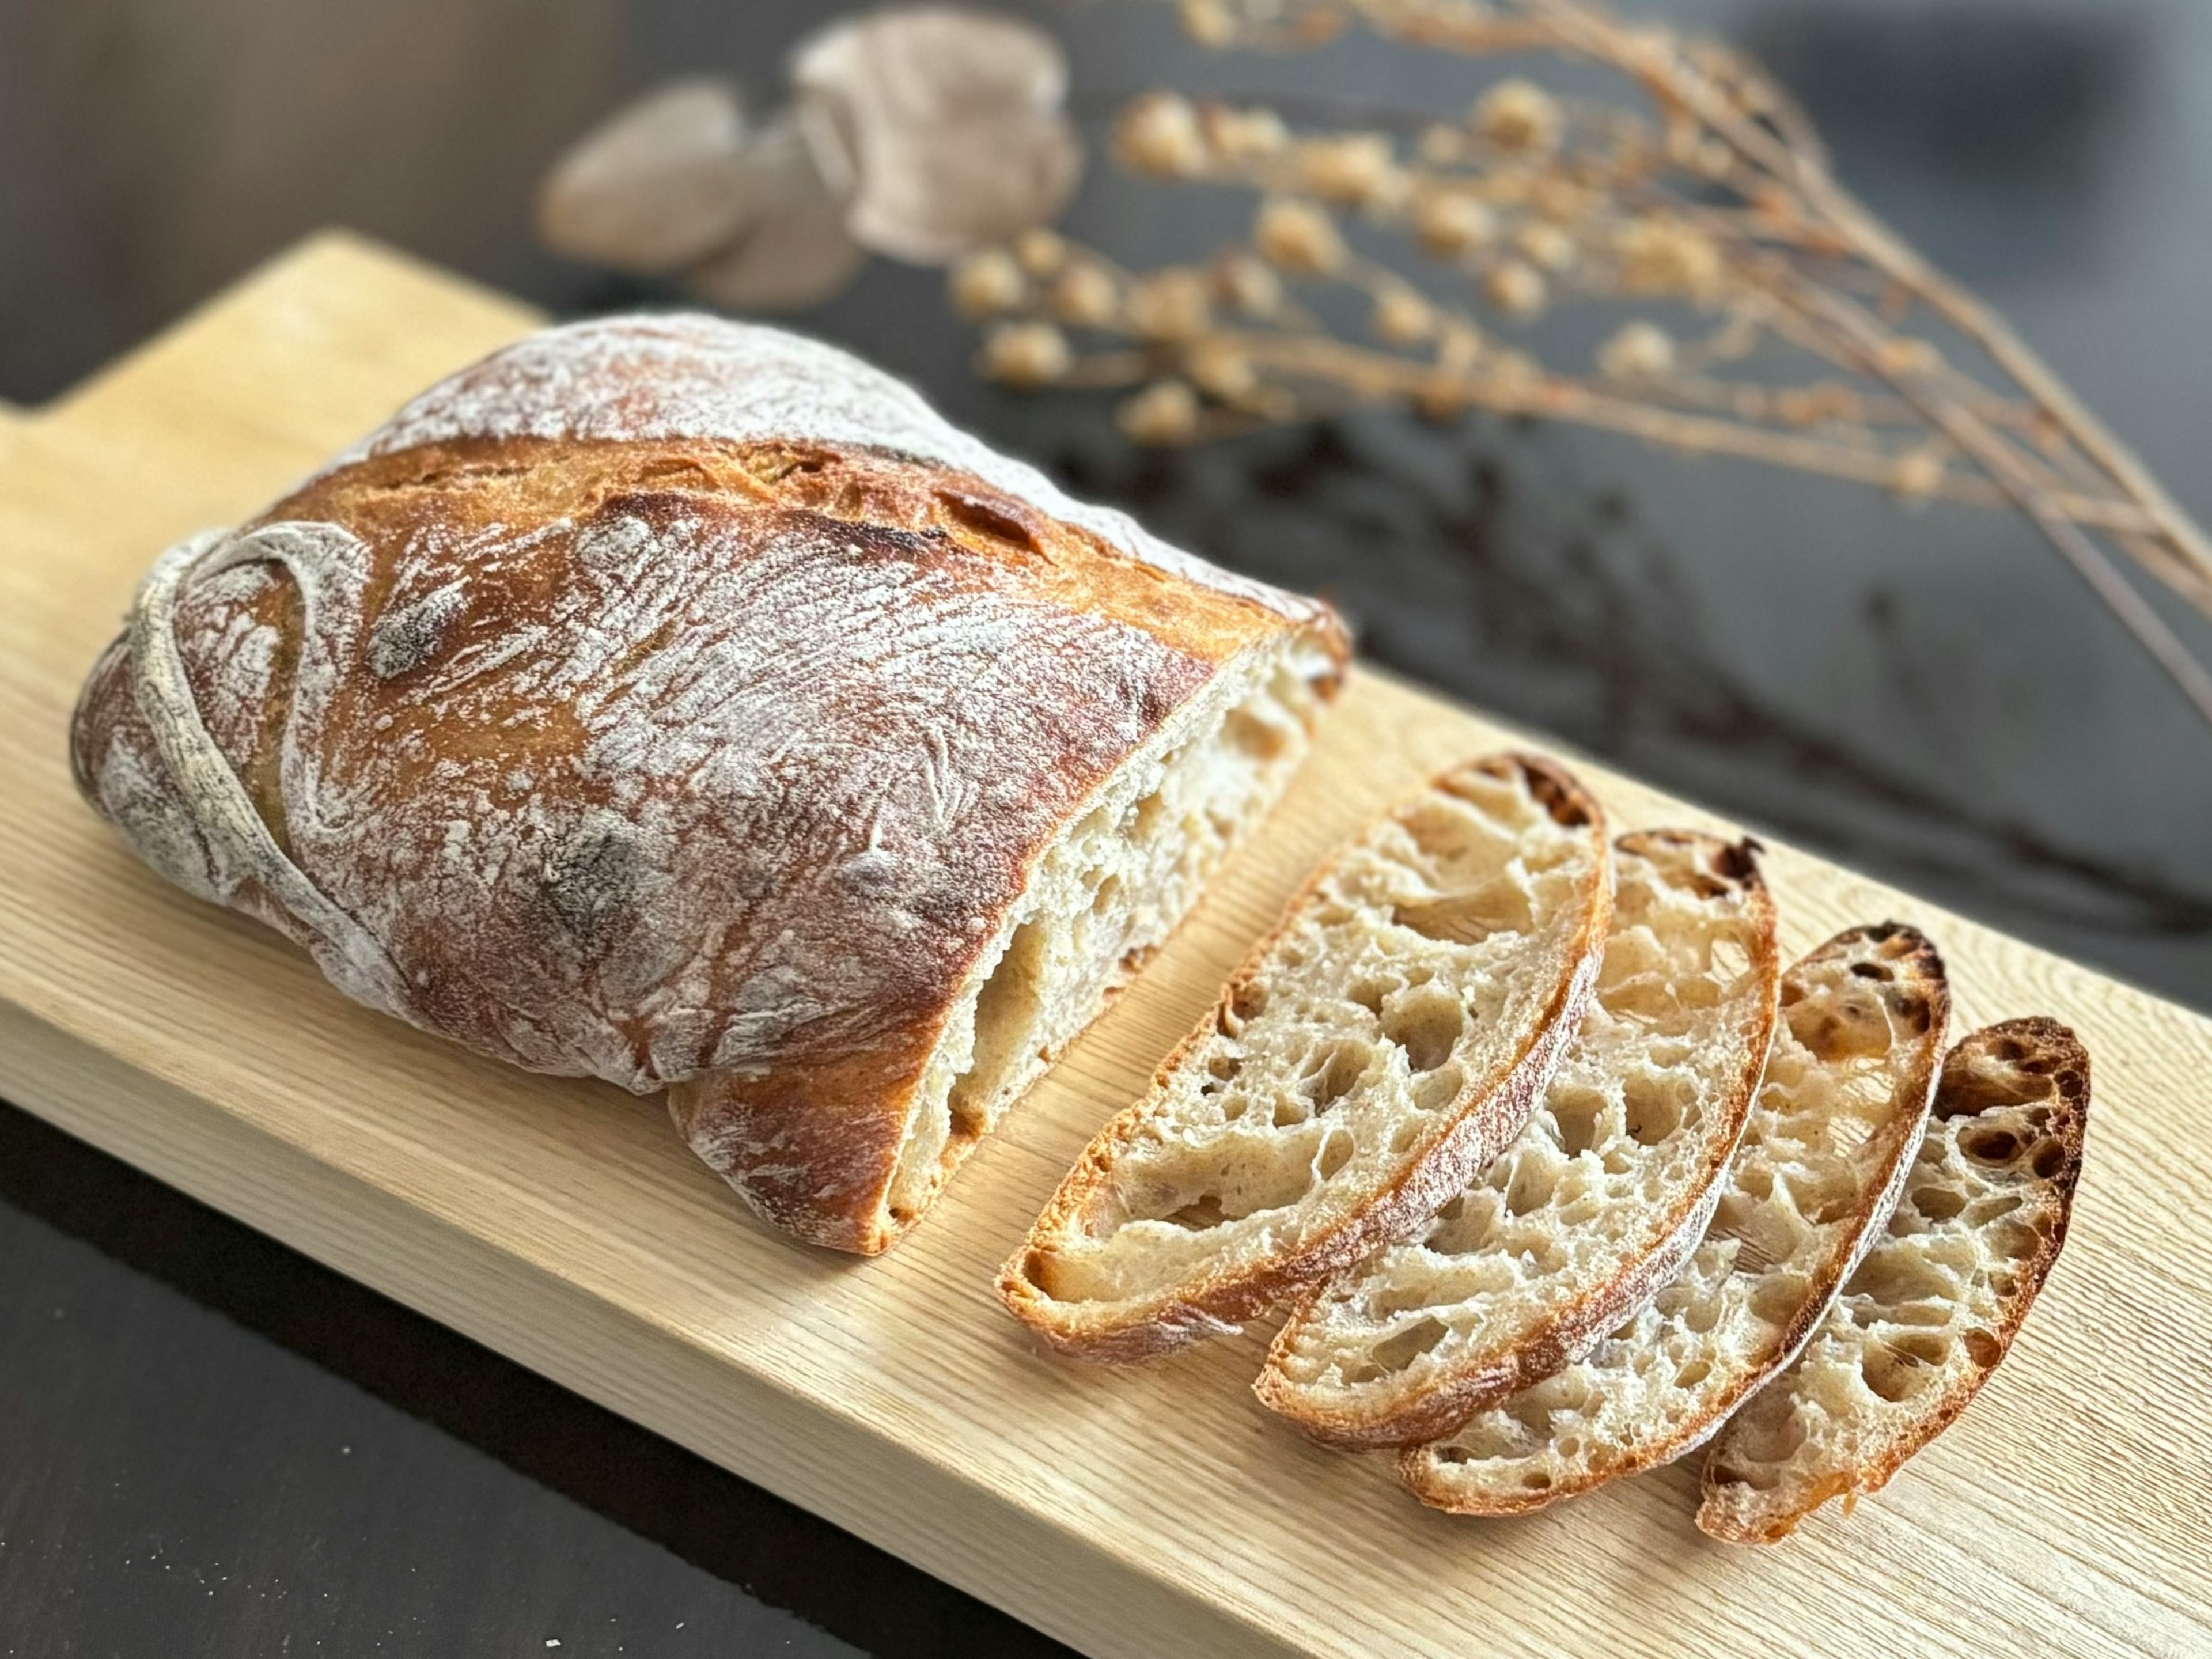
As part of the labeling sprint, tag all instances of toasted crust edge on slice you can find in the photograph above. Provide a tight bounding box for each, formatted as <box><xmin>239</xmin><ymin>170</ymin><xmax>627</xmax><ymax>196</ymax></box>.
<box><xmin>1695</xmin><ymin>1016</ymin><xmax>2090</xmax><ymax>1544</ymax></box>
<box><xmin>1397</xmin><ymin>921</ymin><xmax>1950</xmax><ymax>1515</ymax></box>
<box><xmin>995</xmin><ymin>753</ymin><xmax>1613</xmax><ymax>1364</ymax></box>
<box><xmin>1253</xmin><ymin>831</ymin><xmax>1781</xmax><ymax>1449</ymax></box>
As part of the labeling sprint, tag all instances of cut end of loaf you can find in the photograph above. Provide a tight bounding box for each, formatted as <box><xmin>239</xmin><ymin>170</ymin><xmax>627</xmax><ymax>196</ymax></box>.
<box><xmin>999</xmin><ymin>752</ymin><xmax>1611</xmax><ymax>1358</ymax></box>
<box><xmin>1696</xmin><ymin>1016</ymin><xmax>2089</xmax><ymax>1544</ymax></box>
<box><xmin>1256</xmin><ymin>830</ymin><xmax>1781</xmax><ymax>1449</ymax></box>
<box><xmin>868</xmin><ymin>632</ymin><xmax>1344</xmax><ymax>1251</ymax></box>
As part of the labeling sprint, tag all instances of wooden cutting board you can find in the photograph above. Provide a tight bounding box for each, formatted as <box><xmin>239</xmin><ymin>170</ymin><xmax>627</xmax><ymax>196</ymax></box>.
<box><xmin>3</xmin><ymin>233</ymin><xmax>2206</xmax><ymax>1659</ymax></box>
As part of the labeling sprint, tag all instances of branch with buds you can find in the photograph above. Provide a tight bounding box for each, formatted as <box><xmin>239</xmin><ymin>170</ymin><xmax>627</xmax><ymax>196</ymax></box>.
<box><xmin>952</xmin><ymin>0</ymin><xmax>2212</xmax><ymax>733</ymax></box>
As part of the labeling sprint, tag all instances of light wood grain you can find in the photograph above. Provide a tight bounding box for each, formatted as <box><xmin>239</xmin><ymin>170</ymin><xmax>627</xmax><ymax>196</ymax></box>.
<box><xmin>2</xmin><ymin>232</ymin><xmax>2206</xmax><ymax>1659</ymax></box>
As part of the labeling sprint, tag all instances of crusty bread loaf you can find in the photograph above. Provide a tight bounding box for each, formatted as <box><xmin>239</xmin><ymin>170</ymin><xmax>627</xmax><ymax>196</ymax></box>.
<box><xmin>69</xmin><ymin>315</ymin><xmax>1348</xmax><ymax>1254</ymax></box>
<box><xmin>1697</xmin><ymin>1017</ymin><xmax>2089</xmax><ymax>1543</ymax></box>
<box><xmin>1400</xmin><ymin>923</ymin><xmax>1948</xmax><ymax>1513</ymax></box>
<box><xmin>1257</xmin><ymin>830</ymin><xmax>1779</xmax><ymax>1448</ymax></box>
<box><xmin>997</xmin><ymin>754</ymin><xmax>1612</xmax><ymax>1362</ymax></box>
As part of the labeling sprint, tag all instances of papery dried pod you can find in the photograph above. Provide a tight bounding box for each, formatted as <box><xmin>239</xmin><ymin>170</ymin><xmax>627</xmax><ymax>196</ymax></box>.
<box><xmin>683</xmin><ymin>111</ymin><xmax>867</xmax><ymax>313</ymax></box>
<box><xmin>536</xmin><ymin>78</ymin><xmax>755</xmax><ymax>275</ymax></box>
<box><xmin>793</xmin><ymin>6</ymin><xmax>1084</xmax><ymax>264</ymax></box>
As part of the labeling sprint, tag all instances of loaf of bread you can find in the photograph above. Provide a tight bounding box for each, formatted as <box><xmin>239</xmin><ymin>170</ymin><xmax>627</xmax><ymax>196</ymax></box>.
<box><xmin>69</xmin><ymin>315</ymin><xmax>1348</xmax><ymax>1253</ymax></box>
<box><xmin>1698</xmin><ymin>1017</ymin><xmax>2088</xmax><ymax>1543</ymax></box>
<box><xmin>1401</xmin><ymin>923</ymin><xmax>1948</xmax><ymax>1513</ymax></box>
<box><xmin>1257</xmin><ymin>830</ymin><xmax>1779</xmax><ymax>1448</ymax></box>
<box><xmin>998</xmin><ymin>755</ymin><xmax>1611</xmax><ymax>1361</ymax></box>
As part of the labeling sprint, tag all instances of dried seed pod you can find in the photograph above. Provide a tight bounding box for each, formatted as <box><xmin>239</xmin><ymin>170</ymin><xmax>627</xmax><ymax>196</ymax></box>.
<box><xmin>1016</xmin><ymin>228</ymin><xmax>1069</xmax><ymax>276</ymax></box>
<box><xmin>1118</xmin><ymin>380</ymin><xmax>1203</xmax><ymax>444</ymax></box>
<box><xmin>537</xmin><ymin>78</ymin><xmax>755</xmax><ymax>275</ymax></box>
<box><xmin>1372</xmin><ymin>286</ymin><xmax>1437</xmax><ymax>346</ymax></box>
<box><xmin>1128</xmin><ymin>269</ymin><xmax>1214</xmax><ymax>343</ymax></box>
<box><xmin>1597</xmin><ymin>321</ymin><xmax>1676</xmax><ymax>379</ymax></box>
<box><xmin>1204</xmin><ymin>105</ymin><xmax>1291</xmax><ymax>161</ymax></box>
<box><xmin>1296</xmin><ymin>134</ymin><xmax>1399</xmax><ymax>205</ymax></box>
<box><xmin>1213</xmin><ymin>251</ymin><xmax>1283</xmax><ymax>317</ymax></box>
<box><xmin>1516</xmin><ymin>222</ymin><xmax>1578</xmax><ymax>272</ymax></box>
<box><xmin>1414</xmin><ymin>190</ymin><xmax>1498</xmax><ymax>256</ymax></box>
<box><xmin>1188</xmin><ymin>340</ymin><xmax>1259</xmax><ymax>401</ymax></box>
<box><xmin>1484</xmin><ymin>258</ymin><xmax>1549</xmax><ymax>319</ymax></box>
<box><xmin>1116</xmin><ymin>92</ymin><xmax>1211</xmax><ymax>177</ymax></box>
<box><xmin>948</xmin><ymin>249</ymin><xmax>1027</xmax><ymax>317</ymax></box>
<box><xmin>1179</xmin><ymin>0</ymin><xmax>1240</xmax><ymax>47</ymax></box>
<box><xmin>1891</xmin><ymin>445</ymin><xmax>1949</xmax><ymax>502</ymax></box>
<box><xmin>1615</xmin><ymin>217</ymin><xmax>1724</xmax><ymax>298</ymax></box>
<box><xmin>1255</xmin><ymin>197</ymin><xmax>1347</xmax><ymax>276</ymax></box>
<box><xmin>981</xmin><ymin>321</ymin><xmax>1073</xmax><ymax>386</ymax></box>
<box><xmin>1050</xmin><ymin>263</ymin><xmax>1120</xmax><ymax>328</ymax></box>
<box><xmin>1880</xmin><ymin>338</ymin><xmax>1945</xmax><ymax>376</ymax></box>
<box><xmin>1472</xmin><ymin>79</ymin><xmax>1563</xmax><ymax>156</ymax></box>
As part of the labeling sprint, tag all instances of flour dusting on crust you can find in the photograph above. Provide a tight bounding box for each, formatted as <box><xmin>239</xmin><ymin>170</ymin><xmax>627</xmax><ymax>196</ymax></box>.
<box><xmin>334</xmin><ymin>315</ymin><xmax>1313</xmax><ymax>620</ymax></box>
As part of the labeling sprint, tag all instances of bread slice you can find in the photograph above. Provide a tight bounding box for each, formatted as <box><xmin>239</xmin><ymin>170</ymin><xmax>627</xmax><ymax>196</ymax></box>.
<box><xmin>1697</xmin><ymin>1017</ymin><xmax>2089</xmax><ymax>1543</ymax></box>
<box><xmin>997</xmin><ymin>754</ymin><xmax>1612</xmax><ymax>1362</ymax></box>
<box><xmin>1399</xmin><ymin>923</ymin><xmax>1949</xmax><ymax>1513</ymax></box>
<box><xmin>1256</xmin><ymin>830</ymin><xmax>1780</xmax><ymax>1448</ymax></box>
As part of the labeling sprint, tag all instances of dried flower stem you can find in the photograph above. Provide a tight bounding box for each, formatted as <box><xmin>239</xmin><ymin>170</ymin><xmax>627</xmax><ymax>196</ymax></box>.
<box><xmin>957</xmin><ymin>0</ymin><xmax>2212</xmax><ymax>732</ymax></box>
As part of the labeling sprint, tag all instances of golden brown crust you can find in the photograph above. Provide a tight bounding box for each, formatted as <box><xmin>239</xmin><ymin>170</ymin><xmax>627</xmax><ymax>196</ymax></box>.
<box><xmin>997</xmin><ymin>753</ymin><xmax>1611</xmax><ymax>1359</ymax></box>
<box><xmin>70</xmin><ymin>319</ymin><xmax>1347</xmax><ymax>1255</ymax></box>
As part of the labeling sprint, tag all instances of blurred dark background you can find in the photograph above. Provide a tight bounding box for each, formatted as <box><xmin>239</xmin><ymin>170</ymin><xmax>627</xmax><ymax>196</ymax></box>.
<box><xmin>1</xmin><ymin>1</ymin><xmax>2206</xmax><ymax>1654</ymax></box>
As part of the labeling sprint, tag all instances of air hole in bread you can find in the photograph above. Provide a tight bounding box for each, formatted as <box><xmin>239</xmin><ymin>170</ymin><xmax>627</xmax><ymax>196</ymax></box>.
<box><xmin>1225</xmin><ymin>706</ymin><xmax>1290</xmax><ymax>761</ymax></box>
<box><xmin>1165</xmin><ymin>1193</ymin><xmax>1228</xmax><ymax>1230</ymax></box>
<box><xmin>1370</xmin><ymin>1316</ymin><xmax>1450</xmax><ymax>1374</ymax></box>
<box><xmin>1389</xmin><ymin>874</ymin><xmax>1531</xmax><ymax>946</ymax></box>
<box><xmin>1674</xmin><ymin>1358</ymin><xmax>1711</xmax><ymax>1389</ymax></box>
<box><xmin>1300</xmin><ymin>1041</ymin><xmax>1370</xmax><ymax>1112</ymax></box>
<box><xmin>950</xmin><ymin>921</ymin><xmax>1047</xmax><ymax>1132</ymax></box>
<box><xmin>1849</xmin><ymin>961</ymin><xmax>1893</xmax><ymax>982</ymax></box>
<box><xmin>1090</xmin><ymin>874</ymin><xmax>1124</xmax><ymax>918</ymax></box>
<box><xmin>1990</xmin><ymin>1221</ymin><xmax>2040</xmax><ymax>1262</ymax></box>
<box><xmin>1791</xmin><ymin>1168</ymin><xmax>1864</xmax><ymax>1227</ymax></box>
<box><xmin>1316</xmin><ymin>1130</ymin><xmax>1356</xmax><ymax>1180</ymax></box>
<box><xmin>1505</xmin><ymin>1161</ymin><xmax>1555</xmax><ymax>1217</ymax></box>
<box><xmin>1961</xmin><ymin>1127</ymin><xmax>2022</xmax><ymax>1165</ymax></box>
<box><xmin>1410</xmin><ymin>1063</ymin><xmax>1466</xmax><ymax>1114</ymax></box>
<box><xmin>1847</xmin><ymin>1250</ymin><xmax>1952</xmax><ymax>1306</ymax></box>
<box><xmin>1549</xmin><ymin>1087</ymin><xmax>1605</xmax><ymax>1157</ymax></box>
<box><xmin>1622</xmin><ymin>1074</ymin><xmax>1683</xmax><ymax>1146</ymax></box>
<box><xmin>2030</xmin><ymin>1139</ymin><xmax>2067</xmax><ymax>1180</ymax></box>
<box><xmin>1749</xmin><ymin>1273</ymin><xmax>1810</xmax><ymax>1328</ymax></box>
<box><xmin>1382</xmin><ymin>985</ymin><xmax>1466</xmax><ymax>1073</ymax></box>
<box><xmin>1910</xmin><ymin>1183</ymin><xmax>1966</xmax><ymax>1223</ymax></box>
<box><xmin>1962</xmin><ymin>1328</ymin><xmax>2003</xmax><ymax>1368</ymax></box>
<box><xmin>1785</xmin><ymin>990</ymin><xmax>1894</xmax><ymax>1062</ymax></box>
<box><xmin>1860</xmin><ymin>1343</ymin><xmax>1926</xmax><ymax>1404</ymax></box>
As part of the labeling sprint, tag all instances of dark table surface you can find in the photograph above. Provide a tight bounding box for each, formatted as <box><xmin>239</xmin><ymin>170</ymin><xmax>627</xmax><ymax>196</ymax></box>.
<box><xmin>3</xmin><ymin>0</ymin><xmax>2207</xmax><ymax>1654</ymax></box>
